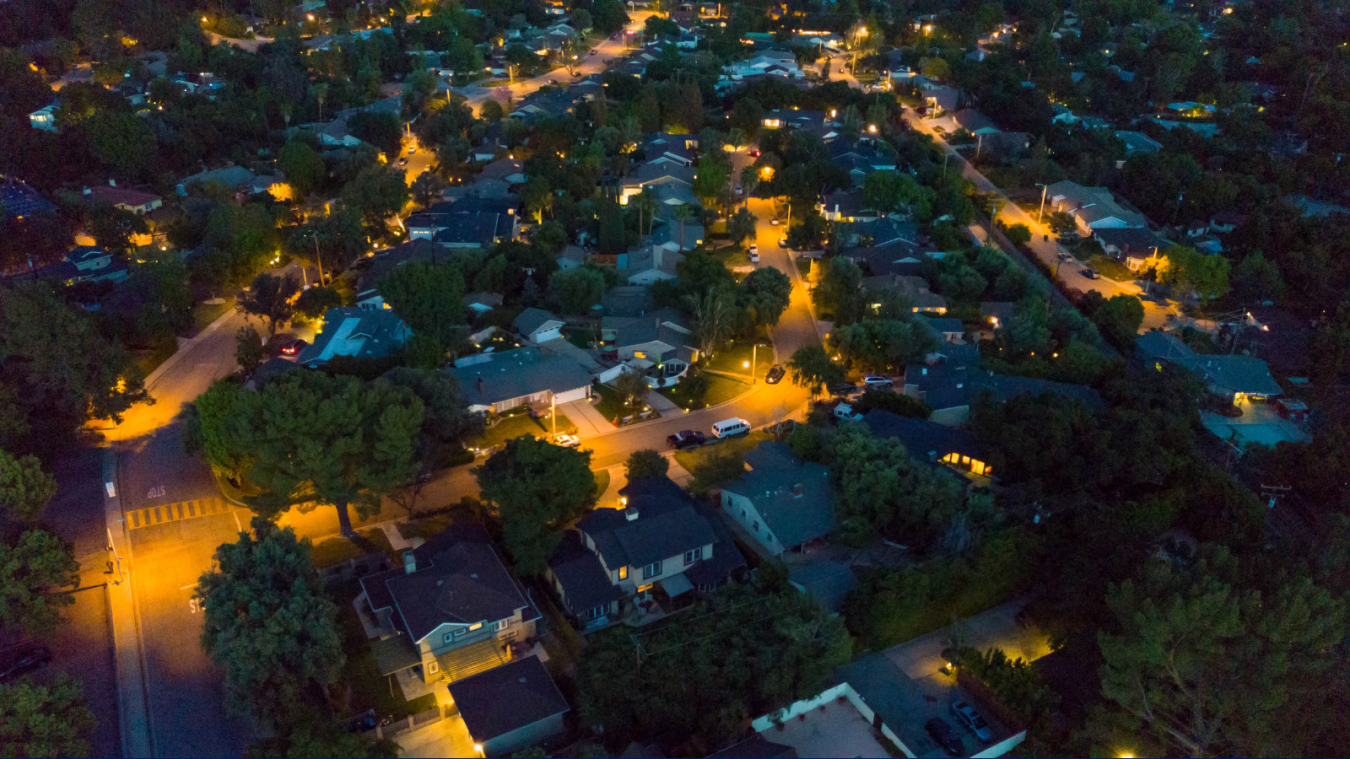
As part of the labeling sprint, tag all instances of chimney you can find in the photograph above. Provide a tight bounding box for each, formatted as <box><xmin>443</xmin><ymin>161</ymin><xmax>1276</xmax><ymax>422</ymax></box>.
<box><xmin>792</xmin><ymin>483</ymin><xmax>804</xmax><ymax>498</ymax></box>
<box><xmin>403</xmin><ymin>550</ymin><xmax>416</xmax><ymax>575</ymax></box>
<box><xmin>109</xmin><ymin>178</ymin><xmax>116</xmax><ymax>187</ymax></box>
<box><xmin>82</xmin><ymin>187</ymin><xmax>91</xmax><ymax>196</ymax></box>
<box><xmin>624</xmin><ymin>505</ymin><xmax>640</xmax><ymax>521</ymax></box>
<box><xmin>477</xmin><ymin>376</ymin><xmax>485</xmax><ymax>394</ymax></box>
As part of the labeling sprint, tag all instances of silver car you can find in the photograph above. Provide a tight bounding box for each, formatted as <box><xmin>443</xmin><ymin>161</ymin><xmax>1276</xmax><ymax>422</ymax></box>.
<box><xmin>950</xmin><ymin>700</ymin><xmax>992</xmax><ymax>742</ymax></box>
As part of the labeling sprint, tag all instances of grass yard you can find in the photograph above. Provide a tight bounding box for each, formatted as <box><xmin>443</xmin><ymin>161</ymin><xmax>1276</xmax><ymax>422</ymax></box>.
<box><xmin>1087</xmin><ymin>254</ymin><xmax>1138</xmax><ymax>282</ymax></box>
<box><xmin>657</xmin><ymin>372</ymin><xmax>751</xmax><ymax>410</ymax></box>
<box><xmin>132</xmin><ymin>341</ymin><xmax>178</xmax><ymax>379</ymax></box>
<box><xmin>563</xmin><ymin>326</ymin><xmax>596</xmax><ymax>350</ymax></box>
<box><xmin>713</xmin><ymin>244</ymin><xmax>751</xmax><ymax>268</ymax></box>
<box><xmin>397</xmin><ymin>512</ymin><xmax>458</xmax><ymax>542</ymax></box>
<box><xmin>703</xmin><ymin>341</ymin><xmax>775</xmax><ymax>377</ymax></box>
<box><xmin>311</xmin><ymin>527</ymin><xmax>395</xmax><ymax>569</ymax></box>
<box><xmin>470</xmin><ymin>411</ymin><xmax>575</xmax><ymax>449</ymax></box>
<box><xmin>593</xmin><ymin>469</ymin><xmax>611</xmax><ymax>499</ymax></box>
<box><xmin>335</xmin><ymin>602</ymin><xmax>439</xmax><ymax>721</ymax></box>
<box><xmin>672</xmin><ymin>429</ymin><xmax>772</xmax><ymax>473</ymax></box>
<box><xmin>191</xmin><ymin>298</ymin><xmax>234</xmax><ymax>334</ymax></box>
<box><xmin>593</xmin><ymin>384</ymin><xmax>629</xmax><ymax>422</ymax></box>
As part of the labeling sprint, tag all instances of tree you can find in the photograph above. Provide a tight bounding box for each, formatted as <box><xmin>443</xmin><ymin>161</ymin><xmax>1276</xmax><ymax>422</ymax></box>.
<box><xmin>86</xmin><ymin>112</ymin><xmax>156</xmax><ymax>176</ymax></box>
<box><xmin>1098</xmin><ymin>546</ymin><xmax>1347</xmax><ymax>757</ymax></box>
<box><xmin>86</xmin><ymin>206</ymin><xmax>149</xmax><ymax>255</ymax></box>
<box><xmin>347</xmin><ymin>111</ymin><xmax>403</xmax><ymax>157</ymax></box>
<box><xmin>197</xmin><ymin>518</ymin><xmax>344</xmax><ymax>719</ymax></box>
<box><xmin>1047</xmin><ymin>211</ymin><xmax>1079</xmax><ymax>240</ymax></box>
<box><xmin>739</xmin><ymin>267</ymin><xmax>792</xmax><ymax>327</ymax></box>
<box><xmin>195</xmin><ymin>372</ymin><xmax>424</xmax><ymax>536</ymax></box>
<box><xmin>0</xmin><ymin>282</ymin><xmax>148</xmax><ymax>439</ymax></box>
<box><xmin>479</xmin><ymin>98</ymin><xmax>504</xmax><ymax>122</ymax></box>
<box><xmin>1092</xmin><ymin>294</ymin><xmax>1145</xmax><ymax>347</ymax></box>
<box><xmin>474</xmin><ymin>438</ymin><xmax>596</xmax><ymax>574</ymax></box>
<box><xmin>253</xmin><ymin>710</ymin><xmax>401</xmax><ymax>758</ymax></box>
<box><xmin>0</xmin><ymin>450</ymin><xmax>56</xmax><ymax>525</ymax></box>
<box><xmin>1157</xmin><ymin>245</ymin><xmax>1230</xmax><ymax>304</ymax></box>
<box><xmin>278</xmin><ymin>141</ymin><xmax>326</xmax><ymax>196</ymax></box>
<box><xmin>238</xmin><ymin>273</ymin><xmax>300</xmax><ymax>338</ymax></box>
<box><xmin>787</xmin><ymin>345</ymin><xmax>844</xmax><ymax>399</ymax></box>
<box><xmin>813</xmin><ymin>256</ymin><xmax>865</xmax><ymax>324</ymax></box>
<box><xmin>294</xmin><ymin>286</ymin><xmax>344</xmax><ymax>320</ymax></box>
<box><xmin>548</xmin><ymin>267</ymin><xmax>606</xmax><ymax>316</ymax></box>
<box><xmin>0</xmin><ymin>674</ymin><xmax>97</xmax><ymax>758</ymax></box>
<box><xmin>0</xmin><ymin>529</ymin><xmax>79</xmax><ymax>635</ymax></box>
<box><xmin>613</xmin><ymin>369</ymin><xmax>650</xmax><ymax>410</ymax></box>
<box><xmin>235</xmin><ymin>326</ymin><xmax>265</xmax><ymax>375</ymax></box>
<box><xmin>410</xmin><ymin>171</ymin><xmax>446</xmax><ymax>210</ymax></box>
<box><xmin>1005</xmin><ymin>223</ymin><xmax>1032</xmax><ymax>246</ymax></box>
<box><xmin>571</xmin><ymin>8</ymin><xmax>593</xmax><ymax>30</ymax></box>
<box><xmin>625</xmin><ymin>449</ymin><xmax>669</xmax><ymax>481</ymax></box>
<box><xmin>919</xmin><ymin>56</ymin><xmax>950</xmax><ymax>80</ymax></box>
<box><xmin>727</xmin><ymin>207</ymin><xmax>757</xmax><ymax>244</ymax></box>
<box><xmin>378</xmin><ymin>261</ymin><xmax>466</xmax><ymax>347</ymax></box>
<box><xmin>342</xmin><ymin>164</ymin><xmax>411</xmax><ymax>225</ymax></box>
<box><xmin>691</xmin><ymin>156</ymin><xmax>729</xmax><ymax>205</ymax></box>
<box><xmin>685</xmin><ymin>286</ymin><xmax>737</xmax><ymax>357</ymax></box>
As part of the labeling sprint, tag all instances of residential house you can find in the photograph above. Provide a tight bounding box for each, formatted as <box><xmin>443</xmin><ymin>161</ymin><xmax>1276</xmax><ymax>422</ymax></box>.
<box><xmin>725</xmin><ymin>50</ymin><xmax>802</xmax><ymax>81</ymax></box>
<box><xmin>860</xmin><ymin>274</ymin><xmax>948</xmax><ymax>314</ymax></box>
<box><xmin>357</xmin><ymin>523</ymin><xmax>541</xmax><ymax>686</ymax></box>
<box><xmin>448</xmin><ymin>346</ymin><xmax>593</xmax><ymax>414</ymax></box>
<box><xmin>818</xmin><ymin>189</ymin><xmax>880</xmax><ymax>223</ymax></box>
<box><xmin>83</xmin><ymin>182</ymin><xmax>163</xmax><ymax>215</ymax></box>
<box><xmin>922</xmin><ymin>85</ymin><xmax>959</xmax><ymax>116</ymax></box>
<box><xmin>980</xmin><ymin>302</ymin><xmax>1015</xmax><ymax>330</ymax></box>
<box><xmin>510</xmin><ymin>89</ymin><xmax>578</xmax><ymax>120</ymax></box>
<box><xmin>641</xmin><ymin>132</ymin><xmax>699</xmax><ymax>168</ymax></box>
<box><xmin>647</xmin><ymin>220</ymin><xmax>704</xmax><ymax>252</ymax></box>
<box><xmin>600</xmin><ymin>309</ymin><xmax>698</xmax><ymax>383</ymax></box>
<box><xmin>547</xmin><ymin>476</ymin><xmax>746</xmax><ymax>630</ymax></box>
<box><xmin>447</xmin><ymin>656</ymin><xmax>568</xmax><ymax>756</ymax></box>
<box><xmin>787</xmin><ymin>561</ymin><xmax>857</xmax><ymax>615</ymax></box>
<box><xmin>617</xmin><ymin>245</ymin><xmax>683</xmax><ymax>286</ymax></box>
<box><xmin>1115</xmin><ymin>130</ymin><xmax>1163</xmax><ymax>155</ymax></box>
<box><xmin>404</xmin><ymin>211</ymin><xmax>516</xmax><ymax>248</ymax></box>
<box><xmin>1051</xmin><ymin>104</ymin><xmax>1078</xmax><ymax>125</ymax></box>
<box><xmin>950</xmin><ymin>108</ymin><xmax>1001</xmax><ymax>136</ymax></box>
<box><xmin>355</xmin><ymin>239</ymin><xmax>447</xmax><ymax>309</ymax></box>
<box><xmin>760</xmin><ymin>109</ymin><xmax>835</xmax><ymax>136</ymax></box>
<box><xmin>863</xmin><ymin>410</ymin><xmax>991</xmax><ymax>477</ymax></box>
<box><xmin>176</xmin><ymin>166</ymin><xmax>283</xmax><ymax>197</ymax></box>
<box><xmin>1092</xmin><ymin>227</ymin><xmax>1170</xmax><ymax>271</ymax></box>
<box><xmin>1209</xmin><ymin>211</ymin><xmax>1246</xmax><ymax>234</ymax></box>
<box><xmin>463</xmin><ymin>292</ymin><xmax>504</xmax><ymax>315</ymax></box>
<box><xmin>721</xmin><ymin>441</ymin><xmax>834</xmax><ymax>557</ymax></box>
<box><xmin>902</xmin><ymin>357</ymin><xmax>1103</xmax><ymax>425</ymax></box>
<box><xmin>793</xmin><ymin>31</ymin><xmax>843</xmax><ymax>50</ymax></box>
<box><xmin>513</xmin><ymin>308</ymin><xmax>566</xmax><ymax>343</ymax></box>
<box><xmin>1135</xmin><ymin>331</ymin><xmax>1282</xmax><ymax>403</ymax></box>
<box><xmin>15</xmin><ymin>245</ymin><xmax>129</xmax><ymax>286</ymax></box>
<box><xmin>826</xmin><ymin>139</ymin><xmax>897</xmax><ymax>185</ymax></box>
<box><xmin>29</xmin><ymin>104</ymin><xmax>58</xmax><ymax>132</ymax></box>
<box><xmin>620</xmin><ymin>162</ymin><xmax>697</xmax><ymax>210</ymax></box>
<box><xmin>555</xmin><ymin>244</ymin><xmax>587</xmax><ymax>271</ymax></box>
<box><xmin>476</xmin><ymin>157</ymin><xmax>527</xmax><ymax>184</ymax></box>
<box><xmin>297</xmin><ymin>307</ymin><xmax>412</xmax><ymax>367</ymax></box>
<box><xmin>849</xmin><ymin>242</ymin><xmax>927</xmax><ymax>278</ymax></box>
<box><xmin>920</xmin><ymin>315</ymin><xmax>965</xmax><ymax>344</ymax></box>
<box><xmin>0</xmin><ymin>176</ymin><xmax>57</xmax><ymax>218</ymax></box>
<box><xmin>1045</xmin><ymin>180</ymin><xmax>1147</xmax><ymax>237</ymax></box>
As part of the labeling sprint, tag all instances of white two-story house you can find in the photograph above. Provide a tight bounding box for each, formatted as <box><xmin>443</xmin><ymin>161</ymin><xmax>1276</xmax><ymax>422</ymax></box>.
<box><xmin>358</xmin><ymin>523</ymin><xmax>541</xmax><ymax>685</ymax></box>
<box><xmin>546</xmin><ymin>478</ymin><xmax>746</xmax><ymax>631</ymax></box>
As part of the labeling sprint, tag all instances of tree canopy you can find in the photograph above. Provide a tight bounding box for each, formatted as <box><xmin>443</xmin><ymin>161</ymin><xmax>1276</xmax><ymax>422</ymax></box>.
<box><xmin>474</xmin><ymin>437</ymin><xmax>595</xmax><ymax>574</ymax></box>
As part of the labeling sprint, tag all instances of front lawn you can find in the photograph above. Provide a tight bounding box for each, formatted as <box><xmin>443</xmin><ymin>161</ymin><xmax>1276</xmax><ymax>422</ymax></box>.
<box><xmin>1086</xmin><ymin>254</ymin><xmax>1137</xmax><ymax>282</ymax></box>
<box><xmin>563</xmin><ymin>326</ymin><xmax>597</xmax><ymax>350</ymax></box>
<box><xmin>311</xmin><ymin>528</ymin><xmax>396</xmax><ymax>569</ymax></box>
<box><xmin>703</xmin><ymin>341</ymin><xmax>774</xmax><ymax>377</ymax></box>
<box><xmin>191</xmin><ymin>297</ymin><xmax>235</xmax><ymax>334</ymax></box>
<box><xmin>132</xmin><ymin>340</ymin><xmax>178</xmax><ymax>378</ymax></box>
<box><xmin>398</xmin><ymin>512</ymin><xmax>458</xmax><ymax>542</ymax></box>
<box><xmin>593</xmin><ymin>384</ymin><xmax>628</xmax><ymax>422</ymax></box>
<box><xmin>593</xmin><ymin>469</ymin><xmax>611</xmax><ymax>499</ymax></box>
<box><xmin>672</xmin><ymin>430</ymin><xmax>772</xmax><ymax>474</ymax></box>
<box><xmin>657</xmin><ymin>372</ymin><xmax>750</xmax><ymax>410</ymax></box>
<box><xmin>470</xmin><ymin>411</ymin><xmax>575</xmax><ymax>449</ymax></box>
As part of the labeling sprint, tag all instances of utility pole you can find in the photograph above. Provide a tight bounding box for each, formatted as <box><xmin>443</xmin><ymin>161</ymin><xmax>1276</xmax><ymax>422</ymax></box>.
<box><xmin>1037</xmin><ymin>182</ymin><xmax>1048</xmax><ymax>223</ymax></box>
<box><xmin>312</xmin><ymin>232</ymin><xmax>326</xmax><ymax>285</ymax></box>
<box><xmin>551</xmin><ymin>393</ymin><xmax>556</xmax><ymax>437</ymax></box>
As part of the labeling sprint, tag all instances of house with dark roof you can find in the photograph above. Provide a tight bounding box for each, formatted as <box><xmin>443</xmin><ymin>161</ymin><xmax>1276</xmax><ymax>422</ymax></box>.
<box><xmin>1135</xmin><ymin>331</ymin><xmax>1282</xmax><ymax>402</ymax></box>
<box><xmin>863</xmin><ymin>410</ymin><xmax>991</xmax><ymax>477</ymax></box>
<box><xmin>601</xmin><ymin>308</ymin><xmax>697</xmax><ymax>365</ymax></box>
<box><xmin>546</xmin><ymin>477</ymin><xmax>746</xmax><ymax>631</ymax></box>
<box><xmin>446</xmin><ymin>655</ymin><xmax>568</xmax><ymax>756</ymax></box>
<box><xmin>514</xmin><ymin>308</ymin><xmax>565</xmax><ymax>343</ymax></box>
<box><xmin>641</xmin><ymin>132</ymin><xmax>699</xmax><ymax>167</ymax></box>
<box><xmin>861</xmin><ymin>274</ymin><xmax>948</xmax><ymax>313</ymax></box>
<box><xmin>10</xmin><ymin>245</ymin><xmax>130</xmax><ymax>286</ymax></box>
<box><xmin>448</xmin><ymin>347</ymin><xmax>593</xmax><ymax>414</ymax></box>
<box><xmin>405</xmin><ymin>211</ymin><xmax>516</xmax><ymax>249</ymax></box>
<box><xmin>83</xmin><ymin>182</ymin><xmax>163</xmax><ymax>215</ymax></box>
<box><xmin>297</xmin><ymin>307</ymin><xmax>412</xmax><ymax>367</ymax></box>
<box><xmin>618</xmin><ymin>245</ymin><xmax>683</xmax><ymax>286</ymax></box>
<box><xmin>355</xmin><ymin>239</ymin><xmax>447</xmax><ymax>309</ymax></box>
<box><xmin>1045</xmin><ymin>180</ymin><xmax>1148</xmax><ymax>237</ymax></box>
<box><xmin>0</xmin><ymin>176</ymin><xmax>57</xmax><ymax>218</ymax></box>
<box><xmin>475</xmin><ymin>157</ymin><xmax>527</xmax><ymax>184</ymax></box>
<box><xmin>1092</xmin><ymin>227</ymin><xmax>1170</xmax><ymax>271</ymax></box>
<box><xmin>787</xmin><ymin>561</ymin><xmax>857</xmax><ymax>615</ymax></box>
<box><xmin>720</xmin><ymin>442</ymin><xmax>834</xmax><ymax>557</ymax></box>
<box><xmin>358</xmin><ymin>523</ymin><xmax>542</xmax><ymax>686</ymax></box>
<box><xmin>1115</xmin><ymin>130</ymin><xmax>1163</xmax><ymax>156</ymax></box>
<box><xmin>902</xmin><ymin>358</ymin><xmax>1103</xmax><ymax>425</ymax></box>
<box><xmin>818</xmin><ymin>189</ymin><xmax>880</xmax><ymax>223</ymax></box>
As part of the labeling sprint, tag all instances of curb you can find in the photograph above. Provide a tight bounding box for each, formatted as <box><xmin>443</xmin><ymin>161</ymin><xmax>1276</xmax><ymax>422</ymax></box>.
<box><xmin>102</xmin><ymin>447</ymin><xmax>156</xmax><ymax>758</ymax></box>
<box><xmin>142</xmin><ymin>306</ymin><xmax>237</xmax><ymax>390</ymax></box>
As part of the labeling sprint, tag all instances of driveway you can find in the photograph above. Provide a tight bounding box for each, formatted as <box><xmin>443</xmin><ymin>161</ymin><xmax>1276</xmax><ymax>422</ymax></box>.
<box><xmin>395</xmin><ymin>712</ymin><xmax>475</xmax><ymax>758</ymax></box>
<box><xmin>882</xmin><ymin>599</ymin><xmax>1052</xmax><ymax>680</ymax></box>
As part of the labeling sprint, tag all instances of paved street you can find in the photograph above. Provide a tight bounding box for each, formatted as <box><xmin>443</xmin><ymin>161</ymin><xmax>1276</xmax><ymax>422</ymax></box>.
<box><xmin>900</xmin><ymin>109</ymin><xmax>1179</xmax><ymax>332</ymax></box>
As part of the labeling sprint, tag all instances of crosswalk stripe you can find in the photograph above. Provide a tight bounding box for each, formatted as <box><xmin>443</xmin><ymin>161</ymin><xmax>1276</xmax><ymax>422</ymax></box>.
<box><xmin>126</xmin><ymin>498</ymin><xmax>232</xmax><ymax>530</ymax></box>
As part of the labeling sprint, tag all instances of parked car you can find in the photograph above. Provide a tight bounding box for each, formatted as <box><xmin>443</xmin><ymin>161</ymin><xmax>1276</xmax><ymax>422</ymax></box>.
<box><xmin>951</xmin><ymin>701</ymin><xmax>993</xmax><ymax>742</ymax></box>
<box><xmin>749</xmin><ymin>149</ymin><xmax>762</xmax><ymax>157</ymax></box>
<box><xmin>933</xmin><ymin>125</ymin><xmax>947</xmax><ymax>134</ymax></box>
<box><xmin>589</xmin><ymin>49</ymin><xmax>597</xmax><ymax>55</ymax></box>
<box><xmin>552</xmin><ymin>433</ymin><xmax>580</xmax><ymax>448</ymax></box>
<box><xmin>779</xmin><ymin>236</ymin><xmax>788</xmax><ymax>248</ymax></box>
<box><xmin>408</xmin><ymin>146</ymin><xmax>417</xmax><ymax>154</ymax></box>
<box><xmin>345</xmin><ymin>710</ymin><xmax>378</xmax><ymax>734</ymax></box>
<box><xmin>1058</xmin><ymin>252</ymin><xmax>1073</xmax><ymax>262</ymax></box>
<box><xmin>1081</xmin><ymin>268</ymin><xmax>1101</xmax><ymax>280</ymax></box>
<box><xmin>828</xmin><ymin>381</ymin><xmax>860</xmax><ymax>397</ymax></box>
<box><xmin>766</xmin><ymin>364</ymin><xmax>785</xmax><ymax>384</ymax></box>
<box><xmin>769</xmin><ymin>218</ymin><xmax>780</xmax><ymax>226</ymax></box>
<box><xmin>749</xmin><ymin>245</ymin><xmax>759</xmax><ymax>263</ymax></box>
<box><xmin>734</xmin><ymin>184</ymin><xmax>742</xmax><ymax>194</ymax></box>
<box><xmin>0</xmin><ymin>645</ymin><xmax>51</xmax><ymax>683</ymax></box>
<box><xmin>280</xmin><ymin>338</ymin><xmax>307</xmax><ymax>356</ymax></box>
<box><xmin>666</xmin><ymin>430</ymin><xmax>706</xmax><ymax>449</ymax></box>
<box><xmin>925</xmin><ymin>717</ymin><xmax>964</xmax><ymax>757</ymax></box>
<box><xmin>398</xmin><ymin>157</ymin><xmax>408</xmax><ymax>165</ymax></box>
<box><xmin>863</xmin><ymin>375</ymin><xmax>893</xmax><ymax>389</ymax></box>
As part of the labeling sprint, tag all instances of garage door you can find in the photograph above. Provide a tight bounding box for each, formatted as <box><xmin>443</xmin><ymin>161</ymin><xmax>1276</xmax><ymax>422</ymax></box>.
<box><xmin>553</xmin><ymin>386</ymin><xmax>590</xmax><ymax>404</ymax></box>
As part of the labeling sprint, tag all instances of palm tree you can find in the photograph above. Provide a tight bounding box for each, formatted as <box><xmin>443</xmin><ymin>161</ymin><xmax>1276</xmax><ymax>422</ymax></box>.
<box><xmin>671</xmin><ymin>203</ymin><xmax>693</xmax><ymax>252</ymax></box>
<box><xmin>313</xmin><ymin>82</ymin><xmax>329</xmax><ymax>123</ymax></box>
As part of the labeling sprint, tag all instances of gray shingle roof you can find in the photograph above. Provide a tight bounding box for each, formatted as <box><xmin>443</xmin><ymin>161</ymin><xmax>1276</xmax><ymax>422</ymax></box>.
<box><xmin>724</xmin><ymin>442</ymin><xmax>835</xmax><ymax>549</ymax></box>
<box><xmin>514</xmin><ymin>308</ymin><xmax>563</xmax><ymax>338</ymax></box>
<box><xmin>447</xmin><ymin>347</ymin><xmax>592</xmax><ymax>408</ymax></box>
<box><xmin>447</xmin><ymin>656</ymin><xmax>569</xmax><ymax>744</ymax></box>
<box><xmin>547</xmin><ymin>531</ymin><xmax>626</xmax><ymax>613</ymax></box>
<box><xmin>863</xmin><ymin>409</ymin><xmax>986</xmax><ymax>462</ymax></box>
<box><xmin>788</xmin><ymin>561</ymin><xmax>857</xmax><ymax>614</ymax></box>
<box><xmin>578</xmin><ymin>478</ymin><xmax>742</xmax><ymax>572</ymax></box>
<box><xmin>297</xmin><ymin>307</ymin><xmax>410</xmax><ymax>366</ymax></box>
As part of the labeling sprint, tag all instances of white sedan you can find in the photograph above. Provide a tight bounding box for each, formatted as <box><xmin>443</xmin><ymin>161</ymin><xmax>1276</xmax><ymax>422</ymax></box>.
<box><xmin>552</xmin><ymin>433</ymin><xmax>581</xmax><ymax>448</ymax></box>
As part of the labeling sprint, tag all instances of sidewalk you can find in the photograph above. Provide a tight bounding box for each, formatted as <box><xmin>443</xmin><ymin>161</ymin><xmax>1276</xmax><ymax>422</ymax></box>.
<box><xmin>102</xmin><ymin>448</ymin><xmax>155</xmax><ymax>758</ymax></box>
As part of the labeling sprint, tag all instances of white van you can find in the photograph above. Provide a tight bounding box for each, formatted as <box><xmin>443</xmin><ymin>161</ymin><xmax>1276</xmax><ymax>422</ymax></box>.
<box><xmin>834</xmin><ymin>403</ymin><xmax>863</xmax><ymax>422</ymax></box>
<box><xmin>711</xmin><ymin>417</ymin><xmax>751</xmax><ymax>439</ymax></box>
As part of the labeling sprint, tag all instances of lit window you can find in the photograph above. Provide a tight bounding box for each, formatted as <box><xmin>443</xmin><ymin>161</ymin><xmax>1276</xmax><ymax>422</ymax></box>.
<box><xmin>468</xmin><ymin>622</ymin><xmax>483</xmax><ymax>631</ymax></box>
<box><xmin>618</xmin><ymin>565</ymin><xmax>628</xmax><ymax>580</ymax></box>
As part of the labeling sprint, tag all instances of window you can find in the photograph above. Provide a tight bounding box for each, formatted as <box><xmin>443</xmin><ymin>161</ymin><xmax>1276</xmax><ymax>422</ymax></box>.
<box><xmin>643</xmin><ymin>560</ymin><xmax>662</xmax><ymax>579</ymax></box>
<box><xmin>684</xmin><ymin>547</ymin><xmax>702</xmax><ymax>565</ymax></box>
<box><xmin>468</xmin><ymin>622</ymin><xmax>483</xmax><ymax>632</ymax></box>
<box><xmin>618</xmin><ymin>565</ymin><xmax>628</xmax><ymax>581</ymax></box>
<box><xmin>443</xmin><ymin>632</ymin><xmax>454</xmax><ymax>644</ymax></box>
<box><xmin>584</xmin><ymin>604</ymin><xmax>608</xmax><ymax>621</ymax></box>
<box><xmin>495</xmin><ymin>619</ymin><xmax>509</xmax><ymax>632</ymax></box>
<box><xmin>452</xmin><ymin>628</ymin><xmax>466</xmax><ymax>640</ymax></box>
<box><xmin>427</xmin><ymin>661</ymin><xmax>439</xmax><ymax>674</ymax></box>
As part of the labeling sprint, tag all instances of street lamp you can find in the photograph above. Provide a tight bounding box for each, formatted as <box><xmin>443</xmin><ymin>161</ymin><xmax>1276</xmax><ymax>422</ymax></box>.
<box><xmin>1036</xmin><ymin>182</ymin><xmax>1048</xmax><ymax>223</ymax></box>
<box><xmin>851</xmin><ymin>27</ymin><xmax>868</xmax><ymax>75</ymax></box>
